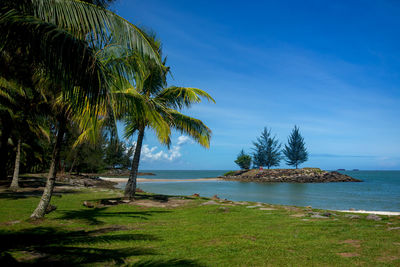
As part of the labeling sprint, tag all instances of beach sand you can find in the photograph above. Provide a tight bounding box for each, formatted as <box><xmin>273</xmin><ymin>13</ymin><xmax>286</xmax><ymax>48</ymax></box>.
<box><xmin>99</xmin><ymin>177</ymin><xmax>222</xmax><ymax>183</ymax></box>
<box><xmin>335</xmin><ymin>210</ymin><xmax>400</xmax><ymax>216</ymax></box>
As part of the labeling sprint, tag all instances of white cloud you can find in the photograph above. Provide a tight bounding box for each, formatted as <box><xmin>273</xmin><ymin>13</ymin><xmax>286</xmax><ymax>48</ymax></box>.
<box><xmin>132</xmin><ymin>135</ymin><xmax>190</xmax><ymax>162</ymax></box>
<box><xmin>177</xmin><ymin>135</ymin><xmax>191</xmax><ymax>145</ymax></box>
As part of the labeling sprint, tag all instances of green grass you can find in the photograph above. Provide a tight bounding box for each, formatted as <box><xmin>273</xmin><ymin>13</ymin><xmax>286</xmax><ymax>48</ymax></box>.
<box><xmin>222</xmin><ymin>170</ymin><xmax>236</xmax><ymax>176</ymax></box>
<box><xmin>0</xmin><ymin>188</ymin><xmax>399</xmax><ymax>266</ymax></box>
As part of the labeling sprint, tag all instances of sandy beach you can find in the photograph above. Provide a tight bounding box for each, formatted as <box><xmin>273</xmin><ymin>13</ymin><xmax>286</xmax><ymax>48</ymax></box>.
<box><xmin>99</xmin><ymin>177</ymin><xmax>222</xmax><ymax>183</ymax></box>
<box><xmin>335</xmin><ymin>210</ymin><xmax>400</xmax><ymax>216</ymax></box>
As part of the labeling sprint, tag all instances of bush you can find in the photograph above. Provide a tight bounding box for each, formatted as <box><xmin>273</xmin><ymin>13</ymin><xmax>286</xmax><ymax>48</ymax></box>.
<box><xmin>223</xmin><ymin>171</ymin><xmax>236</xmax><ymax>176</ymax></box>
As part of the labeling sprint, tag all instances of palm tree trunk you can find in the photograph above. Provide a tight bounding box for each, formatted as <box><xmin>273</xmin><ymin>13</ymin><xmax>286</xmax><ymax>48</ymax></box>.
<box><xmin>68</xmin><ymin>154</ymin><xmax>77</xmax><ymax>174</ymax></box>
<box><xmin>0</xmin><ymin>113</ymin><xmax>12</xmax><ymax>180</ymax></box>
<box><xmin>30</xmin><ymin>118</ymin><xmax>66</xmax><ymax>219</ymax></box>
<box><xmin>9</xmin><ymin>138</ymin><xmax>21</xmax><ymax>191</ymax></box>
<box><xmin>124</xmin><ymin>126</ymin><xmax>144</xmax><ymax>200</ymax></box>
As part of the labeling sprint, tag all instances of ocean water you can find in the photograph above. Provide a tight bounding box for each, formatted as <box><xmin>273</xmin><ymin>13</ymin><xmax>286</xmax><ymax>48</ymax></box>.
<box><xmin>117</xmin><ymin>170</ymin><xmax>400</xmax><ymax>212</ymax></box>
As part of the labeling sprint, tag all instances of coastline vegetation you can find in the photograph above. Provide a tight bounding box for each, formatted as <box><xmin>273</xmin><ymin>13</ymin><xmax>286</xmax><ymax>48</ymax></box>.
<box><xmin>0</xmin><ymin>0</ymin><xmax>213</xmax><ymax>218</ymax></box>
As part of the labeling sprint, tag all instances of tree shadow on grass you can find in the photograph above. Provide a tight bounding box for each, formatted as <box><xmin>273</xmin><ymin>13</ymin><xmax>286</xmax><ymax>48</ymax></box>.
<box><xmin>58</xmin><ymin>207</ymin><xmax>171</xmax><ymax>225</ymax></box>
<box><xmin>131</xmin><ymin>258</ymin><xmax>204</xmax><ymax>267</ymax></box>
<box><xmin>0</xmin><ymin>188</ymin><xmax>77</xmax><ymax>200</ymax></box>
<box><xmin>0</xmin><ymin>226</ymin><xmax>157</xmax><ymax>265</ymax></box>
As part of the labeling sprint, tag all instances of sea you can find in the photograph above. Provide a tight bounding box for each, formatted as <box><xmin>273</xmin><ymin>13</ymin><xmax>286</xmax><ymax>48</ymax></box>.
<box><xmin>115</xmin><ymin>170</ymin><xmax>400</xmax><ymax>212</ymax></box>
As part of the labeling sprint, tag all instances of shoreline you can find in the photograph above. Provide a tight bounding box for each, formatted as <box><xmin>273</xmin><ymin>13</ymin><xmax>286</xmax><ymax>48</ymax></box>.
<box><xmin>99</xmin><ymin>177</ymin><xmax>400</xmax><ymax>215</ymax></box>
<box><xmin>99</xmin><ymin>177</ymin><xmax>222</xmax><ymax>183</ymax></box>
<box><xmin>334</xmin><ymin>210</ymin><xmax>400</xmax><ymax>216</ymax></box>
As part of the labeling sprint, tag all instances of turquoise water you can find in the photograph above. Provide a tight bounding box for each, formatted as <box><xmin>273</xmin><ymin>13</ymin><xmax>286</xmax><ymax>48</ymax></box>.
<box><xmin>119</xmin><ymin>170</ymin><xmax>400</xmax><ymax>212</ymax></box>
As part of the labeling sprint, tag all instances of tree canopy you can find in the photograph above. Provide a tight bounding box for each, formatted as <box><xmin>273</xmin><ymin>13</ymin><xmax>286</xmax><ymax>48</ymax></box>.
<box><xmin>252</xmin><ymin>127</ymin><xmax>282</xmax><ymax>169</ymax></box>
<box><xmin>283</xmin><ymin>126</ymin><xmax>308</xmax><ymax>169</ymax></box>
<box><xmin>234</xmin><ymin>149</ymin><xmax>252</xmax><ymax>170</ymax></box>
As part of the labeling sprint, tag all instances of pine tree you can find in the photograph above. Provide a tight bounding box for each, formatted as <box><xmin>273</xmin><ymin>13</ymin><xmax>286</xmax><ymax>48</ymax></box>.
<box><xmin>234</xmin><ymin>149</ymin><xmax>252</xmax><ymax>170</ymax></box>
<box><xmin>252</xmin><ymin>127</ymin><xmax>282</xmax><ymax>169</ymax></box>
<box><xmin>283</xmin><ymin>126</ymin><xmax>308</xmax><ymax>169</ymax></box>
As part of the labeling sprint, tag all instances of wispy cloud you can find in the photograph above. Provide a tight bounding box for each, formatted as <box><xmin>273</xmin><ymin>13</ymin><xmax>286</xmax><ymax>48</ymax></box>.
<box><xmin>177</xmin><ymin>135</ymin><xmax>191</xmax><ymax>145</ymax></box>
<box><xmin>132</xmin><ymin>135</ymin><xmax>191</xmax><ymax>162</ymax></box>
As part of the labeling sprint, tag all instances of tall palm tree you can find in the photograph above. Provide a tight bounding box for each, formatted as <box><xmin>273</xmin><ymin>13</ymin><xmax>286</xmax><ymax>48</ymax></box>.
<box><xmin>0</xmin><ymin>77</ymin><xmax>50</xmax><ymax>191</ymax></box>
<box><xmin>118</xmin><ymin>34</ymin><xmax>215</xmax><ymax>199</ymax></box>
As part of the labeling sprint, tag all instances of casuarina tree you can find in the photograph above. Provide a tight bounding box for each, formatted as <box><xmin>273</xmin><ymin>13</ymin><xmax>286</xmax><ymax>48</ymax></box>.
<box><xmin>252</xmin><ymin>127</ymin><xmax>281</xmax><ymax>169</ymax></box>
<box><xmin>234</xmin><ymin>149</ymin><xmax>252</xmax><ymax>170</ymax></box>
<box><xmin>283</xmin><ymin>125</ymin><xmax>308</xmax><ymax>169</ymax></box>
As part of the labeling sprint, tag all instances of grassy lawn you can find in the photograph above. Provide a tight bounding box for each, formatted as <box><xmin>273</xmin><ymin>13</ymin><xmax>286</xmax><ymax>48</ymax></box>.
<box><xmin>0</xmin><ymin>187</ymin><xmax>399</xmax><ymax>266</ymax></box>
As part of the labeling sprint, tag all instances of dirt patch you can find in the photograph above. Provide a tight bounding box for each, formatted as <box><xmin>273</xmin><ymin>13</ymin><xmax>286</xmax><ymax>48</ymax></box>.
<box><xmin>18</xmin><ymin>251</ymin><xmax>46</xmax><ymax>262</ymax></box>
<box><xmin>290</xmin><ymin>214</ymin><xmax>305</xmax><ymax>217</ymax></box>
<box><xmin>340</xmin><ymin>240</ymin><xmax>361</xmax><ymax>248</ymax></box>
<box><xmin>207</xmin><ymin>239</ymin><xmax>226</xmax><ymax>246</ymax></box>
<box><xmin>0</xmin><ymin>220</ymin><xmax>21</xmax><ymax>226</ymax></box>
<box><xmin>378</xmin><ymin>255</ymin><xmax>400</xmax><ymax>262</ymax></box>
<box><xmin>242</xmin><ymin>235</ymin><xmax>257</xmax><ymax>241</ymax></box>
<box><xmin>259</xmin><ymin>207</ymin><xmax>276</xmax><ymax>211</ymax></box>
<box><xmin>337</xmin><ymin>252</ymin><xmax>360</xmax><ymax>257</ymax></box>
<box><xmin>283</xmin><ymin>206</ymin><xmax>303</xmax><ymax>212</ymax></box>
<box><xmin>130</xmin><ymin>199</ymin><xmax>193</xmax><ymax>208</ymax></box>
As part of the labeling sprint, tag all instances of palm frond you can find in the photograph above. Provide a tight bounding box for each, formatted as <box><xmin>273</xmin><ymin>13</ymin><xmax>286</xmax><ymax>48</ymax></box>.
<box><xmin>155</xmin><ymin>87</ymin><xmax>216</xmax><ymax>109</ymax></box>
<box><xmin>121</xmin><ymin>94</ymin><xmax>171</xmax><ymax>146</ymax></box>
<box><xmin>9</xmin><ymin>0</ymin><xmax>161</xmax><ymax>64</ymax></box>
<box><xmin>167</xmin><ymin>109</ymin><xmax>212</xmax><ymax>148</ymax></box>
<box><xmin>0</xmin><ymin>8</ymin><xmax>109</xmax><ymax>109</ymax></box>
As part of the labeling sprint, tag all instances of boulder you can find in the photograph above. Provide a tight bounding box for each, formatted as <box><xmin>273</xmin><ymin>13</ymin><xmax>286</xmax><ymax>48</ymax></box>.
<box><xmin>345</xmin><ymin>214</ymin><xmax>361</xmax><ymax>219</ymax></box>
<box><xmin>83</xmin><ymin>201</ymin><xmax>95</xmax><ymax>208</ymax></box>
<box><xmin>366</xmin><ymin>214</ymin><xmax>382</xmax><ymax>221</ymax></box>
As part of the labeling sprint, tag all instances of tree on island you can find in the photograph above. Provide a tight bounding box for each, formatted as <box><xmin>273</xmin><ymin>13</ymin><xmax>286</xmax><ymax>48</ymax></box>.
<box><xmin>283</xmin><ymin>126</ymin><xmax>308</xmax><ymax>169</ymax></box>
<box><xmin>234</xmin><ymin>149</ymin><xmax>252</xmax><ymax>170</ymax></box>
<box><xmin>252</xmin><ymin>127</ymin><xmax>282</xmax><ymax>169</ymax></box>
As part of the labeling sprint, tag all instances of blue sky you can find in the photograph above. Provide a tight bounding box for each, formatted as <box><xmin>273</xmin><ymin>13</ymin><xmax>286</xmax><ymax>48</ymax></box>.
<box><xmin>114</xmin><ymin>0</ymin><xmax>400</xmax><ymax>170</ymax></box>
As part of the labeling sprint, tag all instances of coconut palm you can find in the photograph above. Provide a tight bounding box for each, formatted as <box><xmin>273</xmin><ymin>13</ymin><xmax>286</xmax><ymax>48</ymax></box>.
<box><xmin>0</xmin><ymin>78</ymin><xmax>50</xmax><ymax>191</ymax></box>
<box><xmin>117</xmin><ymin>34</ymin><xmax>215</xmax><ymax>199</ymax></box>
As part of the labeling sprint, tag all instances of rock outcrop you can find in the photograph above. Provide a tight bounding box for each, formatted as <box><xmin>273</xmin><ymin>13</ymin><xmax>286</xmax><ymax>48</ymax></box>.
<box><xmin>222</xmin><ymin>168</ymin><xmax>362</xmax><ymax>183</ymax></box>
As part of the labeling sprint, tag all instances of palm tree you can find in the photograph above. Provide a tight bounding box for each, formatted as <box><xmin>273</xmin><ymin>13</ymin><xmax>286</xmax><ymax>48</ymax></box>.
<box><xmin>118</xmin><ymin>34</ymin><xmax>215</xmax><ymax>199</ymax></box>
<box><xmin>1</xmin><ymin>0</ymin><xmax>164</xmax><ymax>218</ymax></box>
<box><xmin>0</xmin><ymin>78</ymin><xmax>50</xmax><ymax>191</ymax></box>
